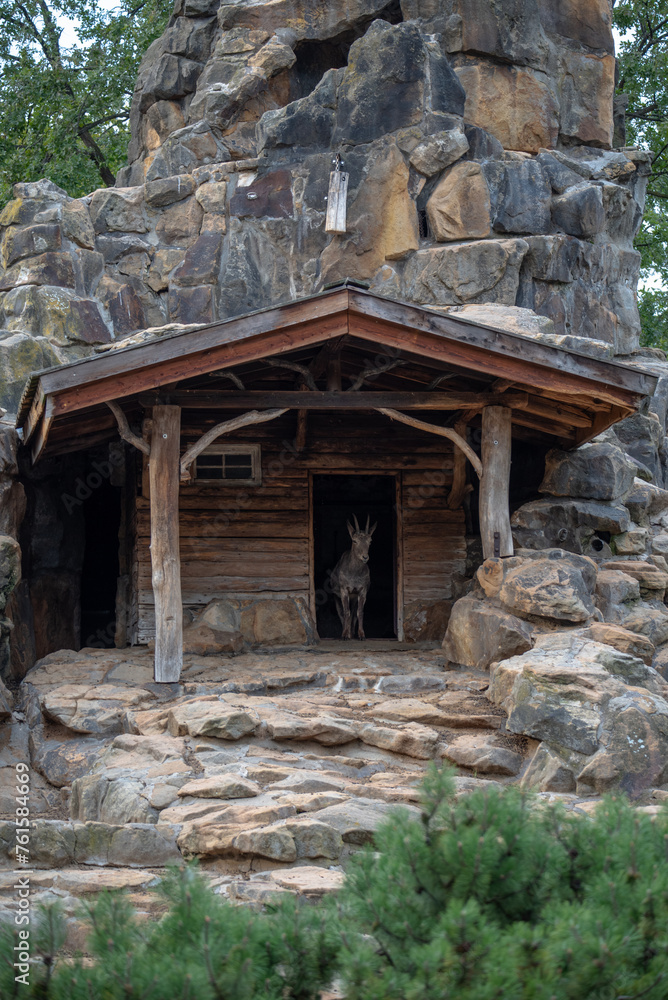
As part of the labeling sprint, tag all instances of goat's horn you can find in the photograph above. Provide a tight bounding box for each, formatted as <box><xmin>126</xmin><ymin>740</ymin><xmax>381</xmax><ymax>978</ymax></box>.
<box><xmin>365</xmin><ymin>514</ymin><xmax>370</xmax><ymax>533</ymax></box>
<box><xmin>352</xmin><ymin>513</ymin><xmax>360</xmax><ymax>532</ymax></box>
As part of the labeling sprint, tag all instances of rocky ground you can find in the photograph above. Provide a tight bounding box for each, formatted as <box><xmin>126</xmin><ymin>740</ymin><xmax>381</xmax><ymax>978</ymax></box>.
<box><xmin>2</xmin><ymin>638</ymin><xmax>667</xmax><ymax>951</ymax></box>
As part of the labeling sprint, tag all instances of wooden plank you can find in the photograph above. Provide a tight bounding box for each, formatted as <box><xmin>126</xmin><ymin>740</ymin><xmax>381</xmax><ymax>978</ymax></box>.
<box><xmin>480</xmin><ymin>406</ymin><xmax>513</xmax><ymax>560</ymax></box>
<box><xmin>139</xmin><ymin>577</ymin><xmax>309</xmax><ymax>600</ymax></box>
<box><xmin>139</xmin><ymin>390</ymin><xmax>531</xmax><ymax>410</ymax></box>
<box><xmin>325</xmin><ymin>169</ymin><xmax>349</xmax><ymax>233</ymax></box>
<box><xmin>149</xmin><ymin>405</ymin><xmax>183</xmax><ymax>682</ymax></box>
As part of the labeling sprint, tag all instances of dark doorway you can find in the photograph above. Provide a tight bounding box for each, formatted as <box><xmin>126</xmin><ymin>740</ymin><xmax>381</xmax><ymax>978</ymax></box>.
<box><xmin>80</xmin><ymin>466</ymin><xmax>121</xmax><ymax>649</ymax></box>
<box><xmin>313</xmin><ymin>475</ymin><xmax>396</xmax><ymax>640</ymax></box>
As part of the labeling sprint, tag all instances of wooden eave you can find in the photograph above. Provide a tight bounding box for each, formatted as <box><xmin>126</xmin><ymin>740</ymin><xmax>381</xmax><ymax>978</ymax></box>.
<box><xmin>16</xmin><ymin>286</ymin><xmax>657</xmax><ymax>461</ymax></box>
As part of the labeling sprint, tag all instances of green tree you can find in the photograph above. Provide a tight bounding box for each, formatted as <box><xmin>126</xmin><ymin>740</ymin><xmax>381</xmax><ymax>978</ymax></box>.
<box><xmin>614</xmin><ymin>0</ymin><xmax>668</xmax><ymax>348</ymax></box>
<box><xmin>0</xmin><ymin>0</ymin><xmax>170</xmax><ymax>202</ymax></box>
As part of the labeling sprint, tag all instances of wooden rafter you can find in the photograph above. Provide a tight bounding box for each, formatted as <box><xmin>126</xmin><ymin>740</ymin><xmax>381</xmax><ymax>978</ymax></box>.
<box><xmin>179</xmin><ymin>408</ymin><xmax>288</xmax><ymax>479</ymax></box>
<box><xmin>378</xmin><ymin>408</ymin><xmax>483</xmax><ymax>478</ymax></box>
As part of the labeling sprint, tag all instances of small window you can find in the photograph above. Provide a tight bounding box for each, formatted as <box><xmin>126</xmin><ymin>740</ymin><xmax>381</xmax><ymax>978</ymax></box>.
<box><xmin>195</xmin><ymin>444</ymin><xmax>261</xmax><ymax>484</ymax></box>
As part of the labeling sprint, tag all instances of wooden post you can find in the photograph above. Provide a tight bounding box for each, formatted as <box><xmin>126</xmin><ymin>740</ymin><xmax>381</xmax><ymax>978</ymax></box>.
<box><xmin>149</xmin><ymin>405</ymin><xmax>183</xmax><ymax>683</ymax></box>
<box><xmin>479</xmin><ymin>406</ymin><xmax>513</xmax><ymax>560</ymax></box>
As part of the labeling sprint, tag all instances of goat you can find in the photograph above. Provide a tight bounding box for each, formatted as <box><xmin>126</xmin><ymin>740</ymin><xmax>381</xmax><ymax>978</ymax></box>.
<box><xmin>329</xmin><ymin>514</ymin><xmax>377</xmax><ymax>640</ymax></box>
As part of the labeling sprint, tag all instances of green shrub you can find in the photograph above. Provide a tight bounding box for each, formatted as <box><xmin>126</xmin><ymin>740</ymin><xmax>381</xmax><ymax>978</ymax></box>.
<box><xmin>3</xmin><ymin>769</ymin><xmax>668</xmax><ymax>999</ymax></box>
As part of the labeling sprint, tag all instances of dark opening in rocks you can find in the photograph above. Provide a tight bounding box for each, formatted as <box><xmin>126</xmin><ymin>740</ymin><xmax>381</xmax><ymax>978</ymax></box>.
<box><xmin>418</xmin><ymin>209</ymin><xmax>430</xmax><ymax>239</ymax></box>
<box><xmin>288</xmin><ymin>0</ymin><xmax>404</xmax><ymax>101</ymax></box>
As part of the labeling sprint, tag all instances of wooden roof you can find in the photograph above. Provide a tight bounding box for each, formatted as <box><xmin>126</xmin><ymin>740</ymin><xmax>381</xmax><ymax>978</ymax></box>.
<box><xmin>17</xmin><ymin>285</ymin><xmax>657</xmax><ymax>461</ymax></box>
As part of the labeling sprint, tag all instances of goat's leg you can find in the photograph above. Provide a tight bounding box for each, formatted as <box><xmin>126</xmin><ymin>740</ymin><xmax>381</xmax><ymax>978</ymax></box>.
<box><xmin>357</xmin><ymin>589</ymin><xmax>367</xmax><ymax>641</ymax></box>
<box><xmin>334</xmin><ymin>595</ymin><xmax>344</xmax><ymax>629</ymax></box>
<box><xmin>341</xmin><ymin>590</ymin><xmax>352</xmax><ymax>639</ymax></box>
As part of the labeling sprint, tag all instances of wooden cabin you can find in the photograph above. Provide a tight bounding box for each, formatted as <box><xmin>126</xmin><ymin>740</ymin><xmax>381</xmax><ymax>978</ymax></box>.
<box><xmin>16</xmin><ymin>284</ymin><xmax>656</xmax><ymax>681</ymax></box>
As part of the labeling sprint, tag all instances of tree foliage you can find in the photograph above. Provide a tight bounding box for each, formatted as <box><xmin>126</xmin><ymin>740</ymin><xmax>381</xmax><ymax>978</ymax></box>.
<box><xmin>614</xmin><ymin>0</ymin><xmax>668</xmax><ymax>347</ymax></box>
<box><xmin>3</xmin><ymin>771</ymin><xmax>668</xmax><ymax>999</ymax></box>
<box><xmin>0</xmin><ymin>0</ymin><xmax>170</xmax><ymax>202</ymax></box>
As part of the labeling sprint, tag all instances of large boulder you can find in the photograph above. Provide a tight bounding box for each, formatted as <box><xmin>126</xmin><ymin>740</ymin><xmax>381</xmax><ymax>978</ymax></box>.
<box><xmin>442</xmin><ymin>595</ymin><xmax>533</xmax><ymax>668</ymax></box>
<box><xmin>540</xmin><ymin>442</ymin><xmax>637</xmax><ymax>501</ymax></box>
<box><xmin>490</xmin><ymin>634</ymin><xmax>668</xmax><ymax>795</ymax></box>
<box><xmin>479</xmin><ymin>550</ymin><xmax>597</xmax><ymax>623</ymax></box>
<box><xmin>511</xmin><ymin>498</ymin><xmax>630</xmax><ymax>554</ymax></box>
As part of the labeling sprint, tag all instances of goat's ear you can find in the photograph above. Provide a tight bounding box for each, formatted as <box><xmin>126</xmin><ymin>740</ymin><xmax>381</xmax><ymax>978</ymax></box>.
<box><xmin>370</xmin><ymin>521</ymin><xmax>378</xmax><ymax>536</ymax></box>
<box><xmin>347</xmin><ymin>520</ymin><xmax>355</xmax><ymax>538</ymax></box>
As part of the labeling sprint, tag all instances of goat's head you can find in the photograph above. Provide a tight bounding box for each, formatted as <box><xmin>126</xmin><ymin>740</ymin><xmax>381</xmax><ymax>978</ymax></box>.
<box><xmin>346</xmin><ymin>514</ymin><xmax>377</xmax><ymax>563</ymax></box>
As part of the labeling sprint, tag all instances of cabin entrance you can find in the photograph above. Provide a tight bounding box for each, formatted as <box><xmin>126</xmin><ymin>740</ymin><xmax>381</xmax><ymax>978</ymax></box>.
<box><xmin>80</xmin><ymin>468</ymin><xmax>121</xmax><ymax>649</ymax></box>
<box><xmin>312</xmin><ymin>474</ymin><xmax>397</xmax><ymax>640</ymax></box>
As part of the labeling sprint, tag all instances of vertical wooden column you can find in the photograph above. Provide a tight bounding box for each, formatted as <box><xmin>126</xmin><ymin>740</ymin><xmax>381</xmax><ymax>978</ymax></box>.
<box><xmin>479</xmin><ymin>406</ymin><xmax>513</xmax><ymax>560</ymax></box>
<box><xmin>149</xmin><ymin>405</ymin><xmax>183</xmax><ymax>682</ymax></box>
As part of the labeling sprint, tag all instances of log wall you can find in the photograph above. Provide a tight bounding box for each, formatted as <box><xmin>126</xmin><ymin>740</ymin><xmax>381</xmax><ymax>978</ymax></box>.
<box><xmin>131</xmin><ymin>412</ymin><xmax>466</xmax><ymax>643</ymax></box>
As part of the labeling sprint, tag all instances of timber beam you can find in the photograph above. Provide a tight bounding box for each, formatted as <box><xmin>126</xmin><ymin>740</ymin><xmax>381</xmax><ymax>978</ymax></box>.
<box><xmin>138</xmin><ymin>390</ymin><xmax>530</xmax><ymax>411</ymax></box>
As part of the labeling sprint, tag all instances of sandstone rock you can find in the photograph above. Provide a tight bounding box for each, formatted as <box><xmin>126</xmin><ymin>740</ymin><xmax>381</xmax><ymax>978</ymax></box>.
<box><xmin>612</xmin><ymin>528</ymin><xmax>648</xmax><ymax>556</ymax></box>
<box><xmin>321</xmin><ymin>139</ymin><xmax>419</xmax><ymax>282</ymax></box>
<box><xmin>166</xmin><ymin>701</ymin><xmax>259</xmax><ymax>739</ymax></box>
<box><xmin>1</xmin><ymin>224</ymin><xmax>62</xmax><ymax>268</ymax></box>
<box><xmin>601</xmin><ymin>560</ymin><xmax>668</xmax><ymax>595</ymax></box>
<box><xmin>271</xmin><ymin>866</ymin><xmax>345</xmax><ymax>896</ymax></box>
<box><xmin>511</xmin><ymin>497</ymin><xmax>630</xmax><ymax>554</ymax></box>
<box><xmin>41</xmin><ymin>683</ymin><xmax>155</xmax><ymax>735</ymax></box>
<box><xmin>358</xmin><ymin>721</ymin><xmax>439</xmax><ymax>759</ymax></box>
<box><xmin>233</xmin><ymin>824</ymin><xmax>297</xmax><ymax>862</ymax></box>
<box><xmin>89</xmin><ymin>188</ymin><xmax>148</xmax><ymax>234</ymax></box>
<box><xmin>154</xmin><ymin>196</ymin><xmax>203</xmax><ymax>244</ymax></box>
<box><xmin>241</xmin><ymin>598</ymin><xmax>308</xmax><ymax>646</ymax></box>
<box><xmin>285</xmin><ymin>819</ymin><xmax>343</xmax><ymax>859</ymax></box>
<box><xmin>409</xmin><ymin>129</ymin><xmax>469</xmax><ymax>177</ymax></box>
<box><xmin>177</xmin><ymin>775</ymin><xmax>260</xmax><ymax>798</ymax></box>
<box><xmin>404</xmin><ymin>238</ymin><xmax>529</xmax><ymax>307</ymax></box>
<box><xmin>145</xmin><ymin>174</ymin><xmax>196</xmax><ymax>207</ymax></box>
<box><xmin>489</xmin><ymin>634</ymin><xmax>668</xmax><ymax>793</ymax></box>
<box><xmin>260</xmin><ymin>711</ymin><xmax>356</xmax><ymax>746</ymax></box>
<box><xmin>182</xmin><ymin>620</ymin><xmax>243</xmax><ymax>655</ymax></box>
<box><xmin>493</xmin><ymin>160</ymin><xmax>552</xmax><ymax>235</ymax></box>
<box><xmin>443</xmin><ymin>735</ymin><xmax>524</xmax><ymax>776</ymax></box>
<box><xmin>595</xmin><ymin>570</ymin><xmax>640</xmax><ymax>610</ymax></box>
<box><xmin>574</xmin><ymin>622</ymin><xmax>655</xmax><ymax>666</ymax></box>
<box><xmin>551</xmin><ymin>184</ymin><xmax>606</xmax><ymax>237</ymax></box>
<box><xmin>625</xmin><ymin>479</ymin><xmax>668</xmax><ymax>524</ymax></box>
<box><xmin>403</xmin><ymin>599</ymin><xmax>452</xmax><ymax>642</ymax></box>
<box><xmin>370</xmin><ymin>698</ymin><xmax>450</xmax><ymax>726</ymax></box>
<box><xmin>540</xmin><ymin>443</ymin><xmax>637</xmax><ymax>501</ymax></box>
<box><xmin>442</xmin><ymin>596</ymin><xmax>533</xmax><ymax>668</ymax></box>
<box><xmin>1</xmin><ymin>286</ymin><xmax>111</xmax><ymax>345</ymax></box>
<box><xmin>426</xmin><ymin>162</ymin><xmax>491</xmax><ymax>241</ymax></box>
<box><xmin>375</xmin><ymin>673</ymin><xmax>447</xmax><ymax>694</ymax></box>
<box><xmin>332</xmin><ymin>21</ymin><xmax>465</xmax><ymax>147</ymax></box>
<box><xmin>0</xmin><ymin>252</ymin><xmax>76</xmax><ymax>292</ymax></box>
<box><xmin>498</xmin><ymin>550</ymin><xmax>596</xmax><ymax>622</ymax></box>
<box><xmin>195</xmin><ymin>180</ymin><xmax>227</xmax><ymax>213</ymax></box>
<box><xmin>520</xmin><ymin>742</ymin><xmax>581</xmax><ymax>793</ymax></box>
<box><xmin>615</xmin><ymin>606</ymin><xmax>668</xmax><ymax>647</ymax></box>
<box><xmin>71</xmin><ymin>775</ymin><xmax>157</xmax><ymax>825</ymax></box>
<box><xmin>309</xmin><ymin>797</ymin><xmax>405</xmax><ymax>845</ymax></box>
<box><xmin>454</xmin><ymin>59</ymin><xmax>559</xmax><ymax>152</ymax></box>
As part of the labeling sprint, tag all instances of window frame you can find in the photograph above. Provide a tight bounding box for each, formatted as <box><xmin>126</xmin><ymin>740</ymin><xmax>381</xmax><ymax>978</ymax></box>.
<box><xmin>193</xmin><ymin>443</ymin><xmax>262</xmax><ymax>486</ymax></box>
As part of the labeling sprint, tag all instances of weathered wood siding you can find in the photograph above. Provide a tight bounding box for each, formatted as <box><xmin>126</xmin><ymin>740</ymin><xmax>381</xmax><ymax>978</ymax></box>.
<box><xmin>132</xmin><ymin>413</ymin><xmax>467</xmax><ymax>642</ymax></box>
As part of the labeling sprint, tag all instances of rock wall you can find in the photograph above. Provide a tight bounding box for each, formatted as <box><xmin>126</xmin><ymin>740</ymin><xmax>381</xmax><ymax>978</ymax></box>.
<box><xmin>0</xmin><ymin>0</ymin><xmax>652</xmax><ymax>420</ymax></box>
